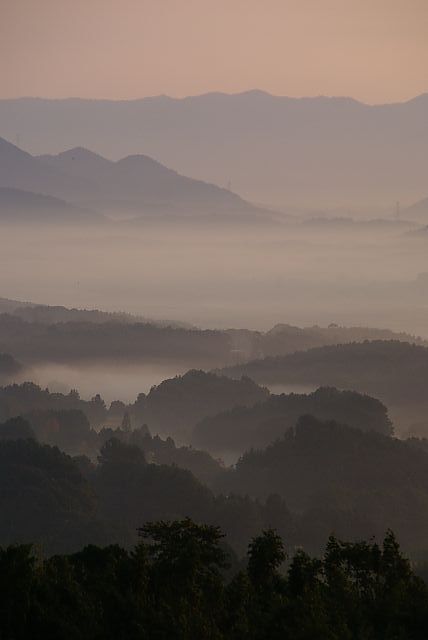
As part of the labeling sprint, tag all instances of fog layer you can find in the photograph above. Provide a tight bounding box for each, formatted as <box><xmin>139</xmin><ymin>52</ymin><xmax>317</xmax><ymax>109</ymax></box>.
<box><xmin>1</xmin><ymin>220</ymin><xmax>427</xmax><ymax>333</ymax></box>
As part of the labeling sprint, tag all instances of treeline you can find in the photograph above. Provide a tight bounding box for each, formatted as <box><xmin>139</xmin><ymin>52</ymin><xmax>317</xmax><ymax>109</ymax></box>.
<box><xmin>0</xmin><ymin>378</ymin><xmax>392</xmax><ymax>457</ymax></box>
<box><xmin>0</xmin><ymin>302</ymin><xmax>424</xmax><ymax>370</ymax></box>
<box><xmin>194</xmin><ymin>386</ymin><xmax>392</xmax><ymax>453</ymax></box>
<box><xmin>221</xmin><ymin>340</ymin><xmax>428</xmax><ymax>436</ymax></box>
<box><xmin>0</xmin><ymin>371</ymin><xmax>269</xmax><ymax>443</ymax></box>
<box><xmin>260</xmin><ymin>323</ymin><xmax>426</xmax><ymax>357</ymax></box>
<box><xmin>221</xmin><ymin>340</ymin><xmax>428</xmax><ymax>406</ymax></box>
<box><xmin>1</xmin><ymin>520</ymin><xmax>427</xmax><ymax>639</ymax></box>
<box><xmin>0</xmin><ymin>314</ymin><xmax>233</xmax><ymax>367</ymax></box>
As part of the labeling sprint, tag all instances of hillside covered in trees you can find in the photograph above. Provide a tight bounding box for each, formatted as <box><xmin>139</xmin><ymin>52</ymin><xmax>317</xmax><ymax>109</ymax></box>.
<box><xmin>221</xmin><ymin>340</ymin><xmax>428</xmax><ymax>436</ymax></box>
<box><xmin>217</xmin><ymin>415</ymin><xmax>428</xmax><ymax>554</ymax></box>
<box><xmin>0</xmin><ymin>298</ymin><xmax>424</xmax><ymax>372</ymax></box>
<box><xmin>128</xmin><ymin>369</ymin><xmax>269</xmax><ymax>440</ymax></box>
<box><xmin>193</xmin><ymin>387</ymin><xmax>392</xmax><ymax>454</ymax></box>
<box><xmin>4</xmin><ymin>406</ymin><xmax>428</xmax><ymax>560</ymax></box>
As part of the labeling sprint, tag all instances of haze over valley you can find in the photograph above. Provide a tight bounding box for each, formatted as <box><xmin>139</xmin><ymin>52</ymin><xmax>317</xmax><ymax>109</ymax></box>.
<box><xmin>2</xmin><ymin>2</ymin><xmax>428</xmax><ymax>636</ymax></box>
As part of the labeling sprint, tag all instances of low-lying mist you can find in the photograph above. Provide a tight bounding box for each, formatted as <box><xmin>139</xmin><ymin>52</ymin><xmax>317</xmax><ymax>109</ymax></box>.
<box><xmin>1</xmin><ymin>216</ymin><xmax>428</xmax><ymax>335</ymax></box>
<box><xmin>24</xmin><ymin>363</ymin><xmax>317</xmax><ymax>405</ymax></box>
<box><xmin>28</xmin><ymin>361</ymin><xmax>188</xmax><ymax>404</ymax></box>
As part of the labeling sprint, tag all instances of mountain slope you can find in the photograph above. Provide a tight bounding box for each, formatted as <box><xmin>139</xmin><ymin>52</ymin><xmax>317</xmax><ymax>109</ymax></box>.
<box><xmin>0</xmin><ymin>136</ymin><xmax>88</xmax><ymax>200</ymax></box>
<box><xmin>0</xmin><ymin>136</ymin><xmax>263</xmax><ymax>218</ymax></box>
<box><xmin>2</xmin><ymin>92</ymin><xmax>428</xmax><ymax>207</ymax></box>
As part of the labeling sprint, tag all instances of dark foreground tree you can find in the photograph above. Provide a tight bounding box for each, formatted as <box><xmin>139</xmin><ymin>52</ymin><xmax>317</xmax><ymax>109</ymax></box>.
<box><xmin>1</xmin><ymin>522</ymin><xmax>427</xmax><ymax>640</ymax></box>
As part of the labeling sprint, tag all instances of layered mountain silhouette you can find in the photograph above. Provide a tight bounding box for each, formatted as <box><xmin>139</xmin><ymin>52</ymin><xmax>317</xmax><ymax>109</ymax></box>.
<box><xmin>0</xmin><ymin>135</ymin><xmax>263</xmax><ymax>220</ymax></box>
<box><xmin>1</xmin><ymin>91</ymin><xmax>428</xmax><ymax>207</ymax></box>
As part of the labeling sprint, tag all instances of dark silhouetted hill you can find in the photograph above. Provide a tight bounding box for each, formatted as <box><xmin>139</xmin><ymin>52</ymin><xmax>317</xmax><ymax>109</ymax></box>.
<box><xmin>0</xmin><ymin>304</ymin><xmax>424</xmax><ymax>370</ymax></box>
<box><xmin>221</xmin><ymin>340</ymin><xmax>428</xmax><ymax>407</ymax></box>
<box><xmin>0</xmin><ymin>314</ymin><xmax>233</xmax><ymax>367</ymax></box>
<box><xmin>128</xmin><ymin>369</ymin><xmax>270</xmax><ymax>440</ymax></box>
<box><xmin>219</xmin><ymin>415</ymin><xmax>428</xmax><ymax>554</ymax></box>
<box><xmin>0</xmin><ymin>383</ymin><xmax>108</xmax><ymax>429</ymax></box>
<box><xmin>0</xmin><ymin>435</ymin><xmax>101</xmax><ymax>553</ymax></box>
<box><xmin>257</xmin><ymin>324</ymin><xmax>426</xmax><ymax>357</ymax></box>
<box><xmin>192</xmin><ymin>386</ymin><xmax>392</xmax><ymax>454</ymax></box>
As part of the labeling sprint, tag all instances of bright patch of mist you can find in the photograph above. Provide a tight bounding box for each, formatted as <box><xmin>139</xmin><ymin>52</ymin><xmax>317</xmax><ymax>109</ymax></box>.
<box><xmin>28</xmin><ymin>362</ymin><xmax>187</xmax><ymax>403</ymax></box>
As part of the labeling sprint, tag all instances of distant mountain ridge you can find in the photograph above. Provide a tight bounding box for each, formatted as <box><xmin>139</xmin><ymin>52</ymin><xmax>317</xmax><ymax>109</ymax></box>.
<box><xmin>0</xmin><ymin>135</ymin><xmax>263</xmax><ymax>220</ymax></box>
<box><xmin>1</xmin><ymin>91</ymin><xmax>428</xmax><ymax>207</ymax></box>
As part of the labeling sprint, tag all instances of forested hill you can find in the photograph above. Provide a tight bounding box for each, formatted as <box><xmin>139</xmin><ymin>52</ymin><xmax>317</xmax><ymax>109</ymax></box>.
<box><xmin>0</xmin><ymin>303</ymin><xmax>424</xmax><ymax>370</ymax></box>
<box><xmin>130</xmin><ymin>369</ymin><xmax>269</xmax><ymax>440</ymax></box>
<box><xmin>220</xmin><ymin>340</ymin><xmax>428</xmax><ymax>433</ymax></box>
<box><xmin>216</xmin><ymin>415</ymin><xmax>428</xmax><ymax>556</ymax></box>
<box><xmin>257</xmin><ymin>324</ymin><xmax>426</xmax><ymax>357</ymax></box>
<box><xmin>0</xmin><ymin>314</ymin><xmax>233</xmax><ymax>367</ymax></box>
<box><xmin>193</xmin><ymin>387</ymin><xmax>392</xmax><ymax>454</ymax></box>
<box><xmin>221</xmin><ymin>340</ymin><xmax>428</xmax><ymax>391</ymax></box>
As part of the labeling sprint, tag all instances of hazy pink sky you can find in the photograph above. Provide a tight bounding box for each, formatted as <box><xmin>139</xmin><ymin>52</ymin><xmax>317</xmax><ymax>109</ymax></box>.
<box><xmin>1</xmin><ymin>0</ymin><xmax>427</xmax><ymax>103</ymax></box>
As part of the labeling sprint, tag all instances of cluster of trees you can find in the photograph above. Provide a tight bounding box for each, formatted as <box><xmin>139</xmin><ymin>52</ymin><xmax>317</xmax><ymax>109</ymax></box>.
<box><xmin>98</xmin><ymin>425</ymin><xmax>226</xmax><ymax>487</ymax></box>
<box><xmin>0</xmin><ymin>401</ymin><xmax>227</xmax><ymax>486</ymax></box>
<box><xmin>193</xmin><ymin>387</ymin><xmax>392</xmax><ymax>454</ymax></box>
<box><xmin>129</xmin><ymin>370</ymin><xmax>269</xmax><ymax>440</ymax></box>
<box><xmin>217</xmin><ymin>415</ymin><xmax>428</xmax><ymax>554</ymax></box>
<box><xmin>0</xmin><ymin>382</ymin><xmax>108</xmax><ymax>429</ymax></box>
<box><xmin>1</xmin><ymin>520</ymin><xmax>427</xmax><ymax>639</ymax></box>
<box><xmin>0</xmin><ymin>370</ymin><xmax>269</xmax><ymax>448</ymax></box>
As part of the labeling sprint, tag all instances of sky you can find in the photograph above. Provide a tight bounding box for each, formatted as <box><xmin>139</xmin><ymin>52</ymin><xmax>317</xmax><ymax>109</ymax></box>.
<box><xmin>1</xmin><ymin>0</ymin><xmax>427</xmax><ymax>103</ymax></box>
